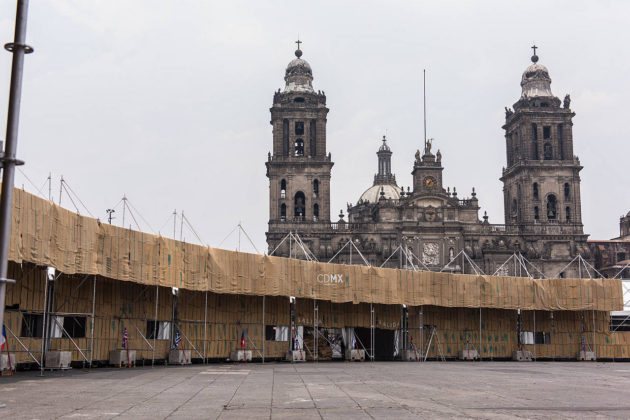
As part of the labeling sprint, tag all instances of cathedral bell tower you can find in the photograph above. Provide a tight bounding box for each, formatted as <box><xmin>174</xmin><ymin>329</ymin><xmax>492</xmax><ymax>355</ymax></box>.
<box><xmin>501</xmin><ymin>47</ymin><xmax>583</xmax><ymax>231</ymax></box>
<box><xmin>266</xmin><ymin>42</ymin><xmax>333</xmax><ymax>229</ymax></box>
<box><xmin>412</xmin><ymin>139</ymin><xmax>445</xmax><ymax>195</ymax></box>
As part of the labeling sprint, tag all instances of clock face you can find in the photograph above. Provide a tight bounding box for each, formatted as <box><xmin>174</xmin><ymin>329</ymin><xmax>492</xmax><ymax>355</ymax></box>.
<box><xmin>424</xmin><ymin>176</ymin><xmax>436</xmax><ymax>189</ymax></box>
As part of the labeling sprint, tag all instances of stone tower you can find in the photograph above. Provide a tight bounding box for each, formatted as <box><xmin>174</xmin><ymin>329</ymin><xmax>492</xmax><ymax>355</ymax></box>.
<box><xmin>412</xmin><ymin>139</ymin><xmax>445</xmax><ymax>195</ymax></box>
<box><xmin>374</xmin><ymin>135</ymin><xmax>396</xmax><ymax>186</ymax></box>
<box><xmin>266</xmin><ymin>42</ymin><xmax>333</xmax><ymax>233</ymax></box>
<box><xmin>501</xmin><ymin>48</ymin><xmax>583</xmax><ymax>229</ymax></box>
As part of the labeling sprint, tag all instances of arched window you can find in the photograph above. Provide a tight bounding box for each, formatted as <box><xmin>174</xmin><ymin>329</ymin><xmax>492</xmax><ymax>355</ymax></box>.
<box><xmin>533</xmin><ymin>183</ymin><xmax>539</xmax><ymax>200</ymax></box>
<box><xmin>313</xmin><ymin>179</ymin><xmax>319</xmax><ymax>198</ymax></box>
<box><xmin>282</xmin><ymin>119</ymin><xmax>289</xmax><ymax>157</ymax></box>
<box><xmin>564</xmin><ymin>183</ymin><xmax>570</xmax><ymax>200</ymax></box>
<box><xmin>534</xmin><ymin>206</ymin><xmax>539</xmax><ymax>220</ymax></box>
<box><xmin>294</xmin><ymin>191</ymin><xmax>305</xmax><ymax>219</ymax></box>
<box><xmin>295</xmin><ymin>121</ymin><xmax>304</xmax><ymax>135</ymax></box>
<box><xmin>280</xmin><ymin>179</ymin><xmax>286</xmax><ymax>199</ymax></box>
<box><xmin>532</xmin><ymin>123</ymin><xmax>539</xmax><ymax>159</ymax></box>
<box><xmin>543</xmin><ymin>142</ymin><xmax>552</xmax><ymax>160</ymax></box>
<box><xmin>280</xmin><ymin>203</ymin><xmax>286</xmax><ymax>221</ymax></box>
<box><xmin>546</xmin><ymin>194</ymin><xmax>557</xmax><ymax>220</ymax></box>
<box><xmin>313</xmin><ymin>204</ymin><xmax>319</xmax><ymax>221</ymax></box>
<box><xmin>511</xmin><ymin>199</ymin><xmax>518</xmax><ymax>218</ymax></box>
<box><xmin>294</xmin><ymin>139</ymin><xmax>304</xmax><ymax>156</ymax></box>
<box><xmin>565</xmin><ymin>206</ymin><xmax>571</xmax><ymax>222</ymax></box>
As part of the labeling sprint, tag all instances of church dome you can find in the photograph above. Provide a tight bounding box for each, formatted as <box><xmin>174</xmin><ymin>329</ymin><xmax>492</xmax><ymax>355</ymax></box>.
<box><xmin>359</xmin><ymin>184</ymin><xmax>401</xmax><ymax>203</ymax></box>
<box><xmin>520</xmin><ymin>54</ymin><xmax>553</xmax><ymax>98</ymax></box>
<box><xmin>284</xmin><ymin>48</ymin><xmax>314</xmax><ymax>93</ymax></box>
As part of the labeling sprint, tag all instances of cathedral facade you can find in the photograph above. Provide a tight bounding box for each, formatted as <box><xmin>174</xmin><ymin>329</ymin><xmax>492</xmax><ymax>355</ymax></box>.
<box><xmin>266</xmin><ymin>45</ymin><xmax>592</xmax><ymax>278</ymax></box>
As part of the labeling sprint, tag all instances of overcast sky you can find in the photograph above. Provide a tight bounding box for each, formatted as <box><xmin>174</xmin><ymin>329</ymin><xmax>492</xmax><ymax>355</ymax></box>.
<box><xmin>1</xmin><ymin>1</ymin><xmax>629</xmax><ymax>253</ymax></box>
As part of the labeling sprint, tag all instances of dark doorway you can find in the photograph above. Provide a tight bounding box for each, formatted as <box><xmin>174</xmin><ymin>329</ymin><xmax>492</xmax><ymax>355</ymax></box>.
<box><xmin>354</xmin><ymin>327</ymin><xmax>396</xmax><ymax>360</ymax></box>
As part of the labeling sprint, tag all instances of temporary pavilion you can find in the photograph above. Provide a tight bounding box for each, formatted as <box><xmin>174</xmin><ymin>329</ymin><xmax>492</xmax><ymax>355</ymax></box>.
<box><xmin>3</xmin><ymin>187</ymin><xmax>630</xmax><ymax>368</ymax></box>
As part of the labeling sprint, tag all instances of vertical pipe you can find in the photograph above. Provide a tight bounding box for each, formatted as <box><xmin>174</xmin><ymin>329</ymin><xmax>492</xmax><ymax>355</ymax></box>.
<box><xmin>152</xmin><ymin>285</ymin><xmax>158</xmax><ymax>366</ymax></box>
<box><xmin>533</xmin><ymin>310</ymin><xmax>536</xmax><ymax>361</ymax></box>
<box><xmin>479</xmin><ymin>307</ymin><xmax>482</xmax><ymax>361</ymax></box>
<box><xmin>39</xmin><ymin>270</ymin><xmax>48</xmax><ymax>376</ymax></box>
<box><xmin>592</xmin><ymin>309</ymin><xmax>596</xmax><ymax>360</ymax></box>
<box><xmin>370</xmin><ymin>302</ymin><xmax>374</xmax><ymax>361</ymax></box>
<box><xmin>313</xmin><ymin>299</ymin><xmax>318</xmax><ymax>362</ymax></box>
<box><xmin>0</xmin><ymin>0</ymin><xmax>32</xmax><ymax>363</ymax></box>
<box><xmin>262</xmin><ymin>295</ymin><xmax>265</xmax><ymax>363</ymax></box>
<box><xmin>89</xmin><ymin>276</ymin><xmax>96</xmax><ymax>368</ymax></box>
<box><xmin>349</xmin><ymin>241</ymin><xmax>352</xmax><ymax>265</ymax></box>
<box><xmin>203</xmin><ymin>290</ymin><xmax>208</xmax><ymax>364</ymax></box>
<box><xmin>419</xmin><ymin>306</ymin><xmax>423</xmax><ymax>361</ymax></box>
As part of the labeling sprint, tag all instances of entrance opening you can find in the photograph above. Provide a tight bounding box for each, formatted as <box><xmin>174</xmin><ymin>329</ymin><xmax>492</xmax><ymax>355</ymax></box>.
<box><xmin>354</xmin><ymin>327</ymin><xmax>396</xmax><ymax>361</ymax></box>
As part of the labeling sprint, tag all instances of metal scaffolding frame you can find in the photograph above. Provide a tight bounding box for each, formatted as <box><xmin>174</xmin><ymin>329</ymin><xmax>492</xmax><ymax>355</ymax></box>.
<box><xmin>269</xmin><ymin>231</ymin><xmax>318</xmax><ymax>262</ymax></box>
<box><xmin>440</xmin><ymin>249</ymin><xmax>485</xmax><ymax>275</ymax></box>
<box><xmin>326</xmin><ymin>239</ymin><xmax>374</xmax><ymax>361</ymax></box>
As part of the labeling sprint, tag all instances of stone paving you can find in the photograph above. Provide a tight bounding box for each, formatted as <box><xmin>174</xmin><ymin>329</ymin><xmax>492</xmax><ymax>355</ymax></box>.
<box><xmin>1</xmin><ymin>361</ymin><xmax>630</xmax><ymax>419</ymax></box>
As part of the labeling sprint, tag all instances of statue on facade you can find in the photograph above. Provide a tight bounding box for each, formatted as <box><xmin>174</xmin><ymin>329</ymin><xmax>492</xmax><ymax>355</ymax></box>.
<box><xmin>425</xmin><ymin>138</ymin><xmax>433</xmax><ymax>155</ymax></box>
<box><xmin>563</xmin><ymin>94</ymin><xmax>571</xmax><ymax>108</ymax></box>
<box><xmin>505</xmin><ymin>107</ymin><xmax>513</xmax><ymax>117</ymax></box>
<box><xmin>415</xmin><ymin>149</ymin><xmax>421</xmax><ymax>162</ymax></box>
<box><xmin>436</xmin><ymin>149</ymin><xmax>442</xmax><ymax>162</ymax></box>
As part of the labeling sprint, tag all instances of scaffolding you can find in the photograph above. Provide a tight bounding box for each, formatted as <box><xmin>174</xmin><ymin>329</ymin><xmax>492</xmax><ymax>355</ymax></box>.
<box><xmin>327</xmin><ymin>239</ymin><xmax>374</xmax><ymax>361</ymax></box>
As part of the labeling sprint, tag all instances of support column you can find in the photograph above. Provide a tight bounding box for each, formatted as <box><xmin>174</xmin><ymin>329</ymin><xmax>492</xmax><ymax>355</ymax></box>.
<box><xmin>39</xmin><ymin>269</ymin><xmax>49</xmax><ymax>376</ymax></box>
<box><xmin>152</xmin><ymin>285</ymin><xmax>158</xmax><ymax>366</ymax></box>
<box><xmin>479</xmin><ymin>307</ymin><xmax>482</xmax><ymax>361</ymax></box>
<box><xmin>203</xmin><ymin>291</ymin><xmax>208</xmax><ymax>364</ymax></box>
<box><xmin>89</xmin><ymin>276</ymin><xmax>96</xmax><ymax>368</ymax></box>
<box><xmin>262</xmin><ymin>295</ymin><xmax>265</xmax><ymax>363</ymax></box>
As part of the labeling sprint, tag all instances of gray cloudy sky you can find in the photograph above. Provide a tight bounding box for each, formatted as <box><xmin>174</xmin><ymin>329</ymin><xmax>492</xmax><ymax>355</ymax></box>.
<box><xmin>1</xmin><ymin>1</ymin><xmax>629</xmax><ymax>253</ymax></box>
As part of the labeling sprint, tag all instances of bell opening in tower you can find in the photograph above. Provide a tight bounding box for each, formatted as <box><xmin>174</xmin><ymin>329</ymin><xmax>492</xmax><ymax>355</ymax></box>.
<box><xmin>294</xmin><ymin>191</ymin><xmax>306</xmax><ymax>220</ymax></box>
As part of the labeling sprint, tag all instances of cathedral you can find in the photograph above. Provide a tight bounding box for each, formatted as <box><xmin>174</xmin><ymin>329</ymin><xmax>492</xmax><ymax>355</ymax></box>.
<box><xmin>266</xmin><ymin>43</ymin><xmax>595</xmax><ymax>278</ymax></box>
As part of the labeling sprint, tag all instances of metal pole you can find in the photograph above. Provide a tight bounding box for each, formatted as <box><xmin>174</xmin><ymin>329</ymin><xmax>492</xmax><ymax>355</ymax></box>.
<box><xmin>533</xmin><ymin>309</ymin><xmax>536</xmax><ymax>360</ymax></box>
<box><xmin>313</xmin><ymin>299</ymin><xmax>318</xmax><ymax>361</ymax></box>
<box><xmin>423</xmin><ymin>69</ymin><xmax>427</xmax><ymax>145</ymax></box>
<box><xmin>152</xmin><ymin>285</ymin><xmax>158</xmax><ymax>366</ymax></box>
<box><xmin>262</xmin><ymin>295</ymin><xmax>265</xmax><ymax>363</ymax></box>
<box><xmin>592</xmin><ymin>308</ymin><xmax>596</xmax><ymax>360</ymax></box>
<box><xmin>180</xmin><ymin>210</ymin><xmax>184</xmax><ymax>241</ymax></box>
<box><xmin>0</xmin><ymin>3</ymin><xmax>32</xmax><ymax>391</ymax></box>
<box><xmin>203</xmin><ymin>290</ymin><xmax>207</xmax><ymax>364</ymax></box>
<box><xmin>419</xmin><ymin>307</ymin><xmax>423</xmax><ymax>361</ymax></box>
<box><xmin>89</xmin><ymin>276</ymin><xmax>96</xmax><ymax>368</ymax></box>
<box><xmin>173</xmin><ymin>210</ymin><xmax>176</xmax><ymax>238</ymax></box>
<box><xmin>479</xmin><ymin>307</ymin><xmax>482</xmax><ymax>361</ymax></box>
<box><xmin>370</xmin><ymin>302</ymin><xmax>374</xmax><ymax>361</ymax></box>
<box><xmin>122</xmin><ymin>195</ymin><xmax>126</xmax><ymax>228</ymax></box>
<box><xmin>39</xmin><ymin>270</ymin><xmax>48</xmax><ymax>376</ymax></box>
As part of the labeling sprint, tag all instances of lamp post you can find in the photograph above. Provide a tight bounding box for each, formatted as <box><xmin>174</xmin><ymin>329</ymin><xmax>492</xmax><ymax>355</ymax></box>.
<box><xmin>0</xmin><ymin>1</ymin><xmax>33</xmax><ymax>403</ymax></box>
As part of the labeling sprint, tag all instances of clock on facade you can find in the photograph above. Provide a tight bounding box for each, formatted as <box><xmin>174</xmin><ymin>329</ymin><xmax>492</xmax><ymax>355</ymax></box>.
<box><xmin>424</xmin><ymin>176</ymin><xmax>436</xmax><ymax>189</ymax></box>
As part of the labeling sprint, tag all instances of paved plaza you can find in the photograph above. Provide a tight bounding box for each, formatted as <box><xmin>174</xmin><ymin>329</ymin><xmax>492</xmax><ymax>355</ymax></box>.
<box><xmin>1</xmin><ymin>361</ymin><xmax>630</xmax><ymax>419</ymax></box>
